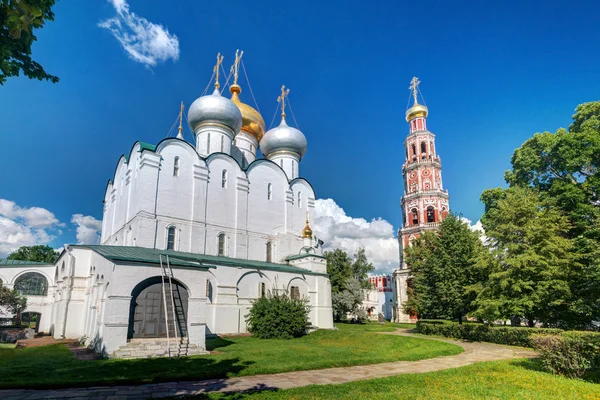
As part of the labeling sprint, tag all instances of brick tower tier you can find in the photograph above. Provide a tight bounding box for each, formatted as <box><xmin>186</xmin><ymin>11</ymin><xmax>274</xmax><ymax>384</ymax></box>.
<box><xmin>392</xmin><ymin>77</ymin><xmax>450</xmax><ymax>322</ymax></box>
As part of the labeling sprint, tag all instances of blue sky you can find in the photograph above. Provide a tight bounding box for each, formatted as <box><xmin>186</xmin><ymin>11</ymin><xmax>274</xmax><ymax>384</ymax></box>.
<box><xmin>1</xmin><ymin>0</ymin><xmax>599</xmax><ymax>267</ymax></box>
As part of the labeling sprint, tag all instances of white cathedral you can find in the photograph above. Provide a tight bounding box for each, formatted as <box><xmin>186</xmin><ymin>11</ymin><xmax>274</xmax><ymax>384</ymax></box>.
<box><xmin>0</xmin><ymin>52</ymin><xmax>334</xmax><ymax>358</ymax></box>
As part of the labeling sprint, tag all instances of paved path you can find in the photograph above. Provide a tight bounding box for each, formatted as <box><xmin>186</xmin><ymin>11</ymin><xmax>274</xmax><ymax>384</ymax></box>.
<box><xmin>0</xmin><ymin>329</ymin><xmax>536</xmax><ymax>400</ymax></box>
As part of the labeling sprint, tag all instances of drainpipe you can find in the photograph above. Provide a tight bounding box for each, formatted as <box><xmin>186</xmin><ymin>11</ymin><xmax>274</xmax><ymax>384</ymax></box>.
<box><xmin>61</xmin><ymin>245</ymin><xmax>75</xmax><ymax>338</ymax></box>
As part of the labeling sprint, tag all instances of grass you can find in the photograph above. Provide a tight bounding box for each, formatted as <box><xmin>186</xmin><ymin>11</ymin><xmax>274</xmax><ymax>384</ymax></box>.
<box><xmin>0</xmin><ymin>322</ymin><xmax>458</xmax><ymax>389</ymax></box>
<box><xmin>180</xmin><ymin>359</ymin><xmax>600</xmax><ymax>400</ymax></box>
<box><xmin>0</xmin><ymin>343</ymin><xmax>16</xmax><ymax>349</ymax></box>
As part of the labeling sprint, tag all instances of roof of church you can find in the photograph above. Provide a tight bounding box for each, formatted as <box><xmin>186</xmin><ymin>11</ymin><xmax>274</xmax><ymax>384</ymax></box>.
<box><xmin>0</xmin><ymin>259</ymin><xmax>53</xmax><ymax>266</ymax></box>
<box><xmin>72</xmin><ymin>245</ymin><xmax>328</xmax><ymax>276</ymax></box>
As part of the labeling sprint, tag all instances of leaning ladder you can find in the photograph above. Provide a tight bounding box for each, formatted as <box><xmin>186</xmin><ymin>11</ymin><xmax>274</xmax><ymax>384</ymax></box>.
<box><xmin>159</xmin><ymin>254</ymin><xmax>179</xmax><ymax>358</ymax></box>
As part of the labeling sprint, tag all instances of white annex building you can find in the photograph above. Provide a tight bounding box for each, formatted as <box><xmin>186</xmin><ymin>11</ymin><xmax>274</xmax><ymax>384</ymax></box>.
<box><xmin>0</xmin><ymin>52</ymin><xmax>334</xmax><ymax>358</ymax></box>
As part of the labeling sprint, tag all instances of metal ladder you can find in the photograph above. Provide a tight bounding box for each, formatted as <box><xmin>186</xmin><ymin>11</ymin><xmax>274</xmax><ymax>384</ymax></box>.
<box><xmin>159</xmin><ymin>254</ymin><xmax>188</xmax><ymax>358</ymax></box>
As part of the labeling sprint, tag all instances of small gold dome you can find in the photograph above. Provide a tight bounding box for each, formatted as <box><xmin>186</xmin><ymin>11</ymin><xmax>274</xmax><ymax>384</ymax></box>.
<box><xmin>405</xmin><ymin>102</ymin><xmax>429</xmax><ymax>122</ymax></box>
<box><xmin>302</xmin><ymin>223</ymin><xmax>313</xmax><ymax>239</ymax></box>
<box><xmin>230</xmin><ymin>84</ymin><xmax>266</xmax><ymax>141</ymax></box>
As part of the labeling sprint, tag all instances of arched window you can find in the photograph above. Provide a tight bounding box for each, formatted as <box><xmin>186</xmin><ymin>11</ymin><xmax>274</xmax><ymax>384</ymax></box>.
<box><xmin>14</xmin><ymin>273</ymin><xmax>48</xmax><ymax>296</ymax></box>
<box><xmin>411</xmin><ymin>144</ymin><xmax>416</xmax><ymax>159</ymax></box>
<box><xmin>280</xmin><ymin>159</ymin><xmax>283</xmax><ymax>168</ymax></box>
<box><xmin>427</xmin><ymin>206</ymin><xmax>435</xmax><ymax>223</ymax></box>
<box><xmin>173</xmin><ymin>156</ymin><xmax>180</xmax><ymax>177</ymax></box>
<box><xmin>421</xmin><ymin>142</ymin><xmax>427</xmax><ymax>156</ymax></box>
<box><xmin>220</xmin><ymin>136</ymin><xmax>224</xmax><ymax>152</ymax></box>
<box><xmin>290</xmin><ymin>286</ymin><xmax>300</xmax><ymax>300</ymax></box>
<box><xmin>411</xmin><ymin>208</ymin><xmax>419</xmax><ymax>225</ymax></box>
<box><xmin>260</xmin><ymin>282</ymin><xmax>266</xmax><ymax>298</ymax></box>
<box><xmin>250</xmin><ymin>144</ymin><xmax>254</xmax><ymax>153</ymax></box>
<box><xmin>221</xmin><ymin>169</ymin><xmax>227</xmax><ymax>188</ymax></box>
<box><xmin>267</xmin><ymin>183</ymin><xmax>272</xmax><ymax>200</ymax></box>
<box><xmin>298</xmin><ymin>192</ymin><xmax>302</xmax><ymax>208</ymax></box>
<box><xmin>207</xmin><ymin>133</ymin><xmax>211</xmax><ymax>153</ymax></box>
<box><xmin>218</xmin><ymin>233</ymin><xmax>226</xmax><ymax>256</ymax></box>
<box><xmin>266</xmin><ymin>241</ymin><xmax>272</xmax><ymax>262</ymax></box>
<box><xmin>167</xmin><ymin>226</ymin><xmax>176</xmax><ymax>250</ymax></box>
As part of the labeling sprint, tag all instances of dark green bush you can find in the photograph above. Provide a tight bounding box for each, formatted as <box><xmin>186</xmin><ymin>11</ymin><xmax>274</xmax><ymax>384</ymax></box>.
<box><xmin>416</xmin><ymin>321</ymin><xmax>562</xmax><ymax>347</ymax></box>
<box><xmin>531</xmin><ymin>331</ymin><xmax>600</xmax><ymax>378</ymax></box>
<box><xmin>246</xmin><ymin>291</ymin><xmax>312</xmax><ymax>339</ymax></box>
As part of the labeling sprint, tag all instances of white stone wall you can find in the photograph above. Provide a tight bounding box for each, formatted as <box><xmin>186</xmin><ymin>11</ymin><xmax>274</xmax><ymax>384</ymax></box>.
<box><xmin>101</xmin><ymin>139</ymin><xmax>315</xmax><ymax>263</ymax></box>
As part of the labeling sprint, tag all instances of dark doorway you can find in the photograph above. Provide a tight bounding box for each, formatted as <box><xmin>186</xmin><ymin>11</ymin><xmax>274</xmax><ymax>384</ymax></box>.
<box><xmin>21</xmin><ymin>312</ymin><xmax>41</xmax><ymax>333</ymax></box>
<box><xmin>128</xmin><ymin>277</ymin><xmax>189</xmax><ymax>339</ymax></box>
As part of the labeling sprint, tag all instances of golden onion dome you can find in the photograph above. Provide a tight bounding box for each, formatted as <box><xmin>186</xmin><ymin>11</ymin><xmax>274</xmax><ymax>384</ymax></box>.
<box><xmin>301</xmin><ymin>216</ymin><xmax>313</xmax><ymax>239</ymax></box>
<box><xmin>230</xmin><ymin>84</ymin><xmax>266</xmax><ymax>141</ymax></box>
<box><xmin>405</xmin><ymin>102</ymin><xmax>429</xmax><ymax>122</ymax></box>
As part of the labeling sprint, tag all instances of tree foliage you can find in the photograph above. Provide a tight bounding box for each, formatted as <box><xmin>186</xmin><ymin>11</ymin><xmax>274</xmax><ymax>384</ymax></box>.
<box><xmin>246</xmin><ymin>290</ymin><xmax>311</xmax><ymax>339</ymax></box>
<box><xmin>7</xmin><ymin>245</ymin><xmax>59</xmax><ymax>263</ymax></box>
<box><xmin>476</xmin><ymin>187</ymin><xmax>573</xmax><ymax>326</ymax></box>
<box><xmin>351</xmin><ymin>248</ymin><xmax>375</xmax><ymax>288</ymax></box>
<box><xmin>0</xmin><ymin>285</ymin><xmax>27</xmax><ymax>318</ymax></box>
<box><xmin>0</xmin><ymin>0</ymin><xmax>59</xmax><ymax>84</ymax></box>
<box><xmin>331</xmin><ymin>277</ymin><xmax>364</xmax><ymax>320</ymax></box>
<box><xmin>403</xmin><ymin>214</ymin><xmax>483</xmax><ymax>323</ymax></box>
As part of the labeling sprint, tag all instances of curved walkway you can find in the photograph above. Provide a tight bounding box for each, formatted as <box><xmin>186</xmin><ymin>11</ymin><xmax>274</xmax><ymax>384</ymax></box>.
<box><xmin>0</xmin><ymin>329</ymin><xmax>536</xmax><ymax>400</ymax></box>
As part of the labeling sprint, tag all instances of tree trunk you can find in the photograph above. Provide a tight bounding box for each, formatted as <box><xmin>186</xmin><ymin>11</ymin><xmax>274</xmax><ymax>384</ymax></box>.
<box><xmin>458</xmin><ymin>315</ymin><xmax>463</xmax><ymax>325</ymax></box>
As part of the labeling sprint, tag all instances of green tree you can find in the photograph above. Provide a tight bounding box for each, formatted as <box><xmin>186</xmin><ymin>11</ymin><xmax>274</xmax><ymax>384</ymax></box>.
<box><xmin>403</xmin><ymin>214</ymin><xmax>483</xmax><ymax>323</ymax></box>
<box><xmin>503</xmin><ymin>101</ymin><xmax>600</xmax><ymax>328</ymax></box>
<box><xmin>325</xmin><ymin>249</ymin><xmax>352</xmax><ymax>294</ymax></box>
<box><xmin>0</xmin><ymin>286</ymin><xmax>27</xmax><ymax>324</ymax></box>
<box><xmin>351</xmin><ymin>248</ymin><xmax>375</xmax><ymax>288</ymax></box>
<box><xmin>476</xmin><ymin>186</ymin><xmax>573</xmax><ymax>326</ymax></box>
<box><xmin>0</xmin><ymin>0</ymin><xmax>59</xmax><ymax>84</ymax></box>
<box><xmin>8</xmin><ymin>245</ymin><xmax>59</xmax><ymax>263</ymax></box>
<box><xmin>331</xmin><ymin>277</ymin><xmax>364</xmax><ymax>321</ymax></box>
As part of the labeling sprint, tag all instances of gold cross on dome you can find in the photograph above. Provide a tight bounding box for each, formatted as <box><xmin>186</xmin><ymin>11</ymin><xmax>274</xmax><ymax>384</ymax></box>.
<box><xmin>230</xmin><ymin>49</ymin><xmax>244</xmax><ymax>86</ymax></box>
<box><xmin>409</xmin><ymin>76</ymin><xmax>421</xmax><ymax>105</ymax></box>
<box><xmin>277</xmin><ymin>85</ymin><xmax>290</xmax><ymax>117</ymax></box>
<box><xmin>213</xmin><ymin>52</ymin><xmax>224</xmax><ymax>89</ymax></box>
<box><xmin>178</xmin><ymin>101</ymin><xmax>184</xmax><ymax>134</ymax></box>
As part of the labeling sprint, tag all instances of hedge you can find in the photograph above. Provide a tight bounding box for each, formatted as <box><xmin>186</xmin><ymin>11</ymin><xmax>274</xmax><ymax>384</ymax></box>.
<box><xmin>531</xmin><ymin>331</ymin><xmax>600</xmax><ymax>378</ymax></box>
<box><xmin>416</xmin><ymin>320</ymin><xmax>563</xmax><ymax>347</ymax></box>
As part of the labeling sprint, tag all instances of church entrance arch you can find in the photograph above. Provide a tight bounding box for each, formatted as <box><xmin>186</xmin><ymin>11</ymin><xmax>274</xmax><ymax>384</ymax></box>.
<box><xmin>128</xmin><ymin>277</ymin><xmax>189</xmax><ymax>339</ymax></box>
<box><xmin>22</xmin><ymin>312</ymin><xmax>42</xmax><ymax>333</ymax></box>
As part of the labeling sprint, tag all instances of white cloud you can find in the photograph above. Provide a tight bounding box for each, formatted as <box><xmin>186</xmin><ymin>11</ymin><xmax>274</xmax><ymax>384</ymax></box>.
<box><xmin>0</xmin><ymin>200</ymin><xmax>62</xmax><ymax>257</ymax></box>
<box><xmin>99</xmin><ymin>0</ymin><xmax>180</xmax><ymax>67</ymax></box>
<box><xmin>313</xmin><ymin>199</ymin><xmax>399</xmax><ymax>273</ymax></box>
<box><xmin>460</xmin><ymin>216</ymin><xmax>487</xmax><ymax>243</ymax></box>
<box><xmin>71</xmin><ymin>214</ymin><xmax>102</xmax><ymax>245</ymax></box>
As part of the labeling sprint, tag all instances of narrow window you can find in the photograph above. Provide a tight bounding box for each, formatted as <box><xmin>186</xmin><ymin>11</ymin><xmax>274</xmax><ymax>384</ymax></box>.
<box><xmin>411</xmin><ymin>144</ymin><xmax>416</xmax><ymax>159</ymax></box>
<box><xmin>218</xmin><ymin>233</ymin><xmax>225</xmax><ymax>256</ymax></box>
<box><xmin>411</xmin><ymin>208</ymin><xmax>419</xmax><ymax>225</ymax></box>
<box><xmin>173</xmin><ymin>156</ymin><xmax>180</xmax><ymax>177</ymax></box>
<box><xmin>220</xmin><ymin>135</ymin><xmax>224</xmax><ymax>152</ymax></box>
<box><xmin>290</xmin><ymin>286</ymin><xmax>300</xmax><ymax>300</ymax></box>
<box><xmin>267</xmin><ymin>183</ymin><xmax>272</xmax><ymax>200</ymax></box>
<box><xmin>280</xmin><ymin>159</ymin><xmax>283</xmax><ymax>168</ymax></box>
<box><xmin>167</xmin><ymin>226</ymin><xmax>176</xmax><ymax>250</ymax></box>
<box><xmin>221</xmin><ymin>169</ymin><xmax>227</xmax><ymax>188</ymax></box>
<box><xmin>427</xmin><ymin>206</ymin><xmax>435</xmax><ymax>223</ymax></box>
<box><xmin>266</xmin><ymin>241</ymin><xmax>272</xmax><ymax>262</ymax></box>
<box><xmin>260</xmin><ymin>282</ymin><xmax>266</xmax><ymax>298</ymax></box>
<box><xmin>207</xmin><ymin>133</ymin><xmax>211</xmax><ymax>153</ymax></box>
<box><xmin>292</xmin><ymin>160</ymin><xmax>295</xmax><ymax>176</ymax></box>
<box><xmin>421</xmin><ymin>142</ymin><xmax>426</xmax><ymax>155</ymax></box>
<box><xmin>251</xmin><ymin>144</ymin><xmax>254</xmax><ymax>153</ymax></box>
<box><xmin>298</xmin><ymin>192</ymin><xmax>302</xmax><ymax>208</ymax></box>
<box><xmin>206</xmin><ymin>280</ymin><xmax>213</xmax><ymax>303</ymax></box>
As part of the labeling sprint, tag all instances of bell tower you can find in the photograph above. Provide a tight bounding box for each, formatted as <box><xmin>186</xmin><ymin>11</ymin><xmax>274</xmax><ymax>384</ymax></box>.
<box><xmin>393</xmin><ymin>77</ymin><xmax>450</xmax><ymax>322</ymax></box>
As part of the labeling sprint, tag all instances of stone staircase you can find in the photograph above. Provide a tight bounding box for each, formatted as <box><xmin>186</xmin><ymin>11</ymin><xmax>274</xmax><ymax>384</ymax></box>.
<box><xmin>111</xmin><ymin>337</ymin><xmax>208</xmax><ymax>359</ymax></box>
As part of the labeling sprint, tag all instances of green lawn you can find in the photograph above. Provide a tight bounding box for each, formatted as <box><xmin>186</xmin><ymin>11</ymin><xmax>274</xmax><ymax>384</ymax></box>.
<box><xmin>0</xmin><ymin>343</ymin><xmax>16</xmax><ymax>349</ymax></box>
<box><xmin>188</xmin><ymin>359</ymin><xmax>600</xmax><ymax>400</ymax></box>
<box><xmin>0</xmin><ymin>322</ymin><xmax>457</xmax><ymax>389</ymax></box>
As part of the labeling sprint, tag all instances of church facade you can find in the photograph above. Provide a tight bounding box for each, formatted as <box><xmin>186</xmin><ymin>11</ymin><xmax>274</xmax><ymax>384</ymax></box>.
<box><xmin>392</xmin><ymin>78</ymin><xmax>450</xmax><ymax>322</ymax></box>
<box><xmin>0</xmin><ymin>52</ymin><xmax>334</xmax><ymax>357</ymax></box>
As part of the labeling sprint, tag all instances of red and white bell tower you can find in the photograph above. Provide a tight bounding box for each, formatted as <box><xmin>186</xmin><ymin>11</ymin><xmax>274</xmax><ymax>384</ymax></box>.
<box><xmin>393</xmin><ymin>77</ymin><xmax>450</xmax><ymax>322</ymax></box>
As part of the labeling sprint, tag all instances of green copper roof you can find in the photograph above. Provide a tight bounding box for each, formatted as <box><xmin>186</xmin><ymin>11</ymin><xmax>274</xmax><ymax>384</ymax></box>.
<box><xmin>0</xmin><ymin>259</ymin><xmax>54</xmax><ymax>267</ymax></box>
<box><xmin>138</xmin><ymin>141</ymin><xmax>156</xmax><ymax>153</ymax></box>
<box><xmin>286</xmin><ymin>253</ymin><xmax>326</xmax><ymax>261</ymax></box>
<box><xmin>72</xmin><ymin>245</ymin><xmax>328</xmax><ymax>276</ymax></box>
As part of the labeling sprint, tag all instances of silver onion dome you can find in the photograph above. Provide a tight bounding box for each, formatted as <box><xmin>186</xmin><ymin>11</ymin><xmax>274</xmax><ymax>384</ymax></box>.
<box><xmin>188</xmin><ymin>89</ymin><xmax>242</xmax><ymax>134</ymax></box>
<box><xmin>260</xmin><ymin>117</ymin><xmax>307</xmax><ymax>159</ymax></box>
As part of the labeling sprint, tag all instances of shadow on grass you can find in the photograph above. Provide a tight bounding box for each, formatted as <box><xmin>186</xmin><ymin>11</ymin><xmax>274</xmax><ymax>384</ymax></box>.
<box><xmin>206</xmin><ymin>336</ymin><xmax>236</xmax><ymax>351</ymax></box>
<box><xmin>511</xmin><ymin>358</ymin><xmax>600</xmax><ymax>384</ymax></box>
<box><xmin>169</xmin><ymin>383</ymin><xmax>280</xmax><ymax>399</ymax></box>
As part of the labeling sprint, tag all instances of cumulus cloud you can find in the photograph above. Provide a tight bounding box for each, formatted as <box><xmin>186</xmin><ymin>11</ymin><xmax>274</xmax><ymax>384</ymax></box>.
<box><xmin>313</xmin><ymin>199</ymin><xmax>399</xmax><ymax>273</ymax></box>
<box><xmin>71</xmin><ymin>214</ymin><xmax>102</xmax><ymax>245</ymax></box>
<box><xmin>0</xmin><ymin>199</ymin><xmax>61</xmax><ymax>257</ymax></box>
<box><xmin>460</xmin><ymin>216</ymin><xmax>487</xmax><ymax>242</ymax></box>
<box><xmin>99</xmin><ymin>0</ymin><xmax>180</xmax><ymax>67</ymax></box>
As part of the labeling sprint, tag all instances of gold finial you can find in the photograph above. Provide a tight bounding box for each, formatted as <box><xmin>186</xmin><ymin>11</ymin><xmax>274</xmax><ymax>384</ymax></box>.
<box><xmin>409</xmin><ymin>76</ymin><xmax>421</xmax><ymax>105</ymax></box>
<box><xmin>213</xmin><ymin>52</ymin><xmax>224</xmax><ymax>90</ymax></box>
<box><xmin>230</xmin><ymin>49</ymin><xmax>244</xmax><ymax>87</ymax></box>
<box><xmin>277</xmin><ymin>85</ymin><xmax>290</xmax><ymax>118</ymax></box>
<box><xmin>302</xmin><ymin>211</ymin><xmax>313</xmax><ymax>239</ymax></box>
<box><xmin>177</xmin><ymin>101</ymin><xmax>184</xmax><ymax>138</ymax></box>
